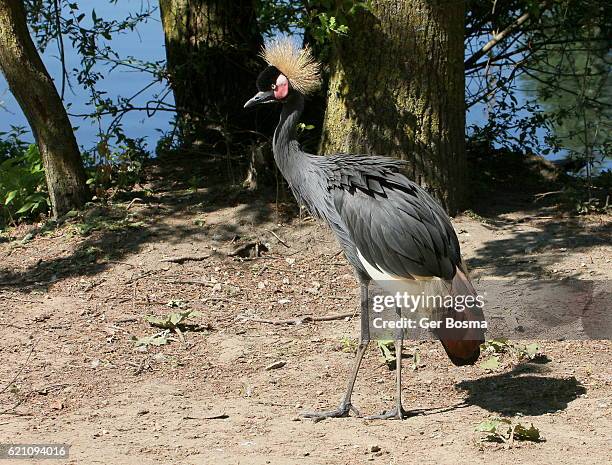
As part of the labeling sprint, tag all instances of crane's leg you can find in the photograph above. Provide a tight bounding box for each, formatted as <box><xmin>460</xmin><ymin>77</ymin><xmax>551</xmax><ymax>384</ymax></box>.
<box><xmin>366</xmin><ymin>308</ymin><xmax>409</xmax><ymax>420</ymax></box>
<box><xmin>301</xmin><ymin>284</ymin><xmax>370</xmax><ymax>421</ymax></box>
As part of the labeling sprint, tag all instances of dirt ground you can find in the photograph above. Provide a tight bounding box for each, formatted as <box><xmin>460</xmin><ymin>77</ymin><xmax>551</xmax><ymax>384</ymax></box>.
<box><xmin>1</xmin><ymin>155</ymin><xmax>611</xmax><ymax>465</ymax></box>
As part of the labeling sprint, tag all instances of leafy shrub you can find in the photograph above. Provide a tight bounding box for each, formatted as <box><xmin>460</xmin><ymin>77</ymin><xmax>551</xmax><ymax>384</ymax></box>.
<box><xmin>0</xmin><ymin>126</ymin><xmax>29</xmax><ymax>163</ymax></box>
<box><xmin>83</xmin><ymin>135</ymin><xmax>148</xmax><ymax>198</ymax></box>
<box><xmin>0</xmin><ymin>141</ymin><xmax>49</xmax><ymax>225</ymax></box>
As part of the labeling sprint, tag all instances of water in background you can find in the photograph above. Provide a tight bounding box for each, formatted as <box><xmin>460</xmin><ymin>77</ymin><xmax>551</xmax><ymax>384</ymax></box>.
<box><xmin>0</xmin><ymin>1</ymin><xmax>172</xmax><ymax>153</ymax></box>
<box><xmin>0</xmin><ymin>1</ymin><xmax>607</xmax><ymax>173</ymax></box>
<box><xmin>0</xmin><ymin>2</ymin><xmax>497</xmax><ymax>153</ymax></box>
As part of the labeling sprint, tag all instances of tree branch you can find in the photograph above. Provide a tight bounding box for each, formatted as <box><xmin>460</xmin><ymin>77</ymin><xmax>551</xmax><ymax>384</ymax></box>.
<box><xmin>465</xmin><ymin>8</ymin><xmax>536</xmax><ymax>69</ymax></box>
<box><xmin>52</xmin><ymin>0</ymin><xmax>69</xmax><ymax>98</ymax></box>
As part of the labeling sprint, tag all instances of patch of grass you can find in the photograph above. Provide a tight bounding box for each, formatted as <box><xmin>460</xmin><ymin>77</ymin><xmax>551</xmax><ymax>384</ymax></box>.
<box><xmin>67</xmin><ymin>212</ymin><xmax>146</xmax><ymax>237</ymax></box>
<box><xmin>339</xmin><ymin>336</ymin><xmax>357</xmax><ymax>354</ymax></box>
<box><xmin>463</xmin><ymin>209</ymin><xmax>491</xmax><ymax>224</ymax></box>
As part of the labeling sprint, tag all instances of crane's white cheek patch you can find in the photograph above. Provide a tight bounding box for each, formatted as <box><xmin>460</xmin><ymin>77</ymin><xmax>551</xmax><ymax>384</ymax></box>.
<box><xmin>274</xmin><ymin>74</ymin><xmax>289</xmax><ymax>99</ymax></box>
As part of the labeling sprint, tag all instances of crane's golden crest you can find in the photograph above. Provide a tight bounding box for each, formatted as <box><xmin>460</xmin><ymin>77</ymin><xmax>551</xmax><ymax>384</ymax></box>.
<box><xmin>260</xmin><ymin>38</ymin><xmax>321</xmax><ymax>95</ymax></box>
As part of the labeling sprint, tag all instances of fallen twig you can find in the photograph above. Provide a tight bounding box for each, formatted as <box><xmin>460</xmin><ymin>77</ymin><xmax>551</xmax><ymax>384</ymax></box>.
<box><xmin>265</xmin><ymin>229</ymin><xmax>290</xmax><ymax>248</ymax></box>
<box><xmin>244</xmin><ymin>312</ymin><xmax>355</xmax><ymax>326</ymax></box>
<box><xmin>1</xmin><ymin>342</ymin><xmax>36</xmax><ymax>395</ymax></box>
<box><xmin>133</xmin><ymin>357</ymin><xmax>152</xmax><ymax>376</ymax></box>
<box><xmin>124</xmin><ymin>269</ymin><xmax>157</xmax><ymax>285</ymax></box>
<box><xmin>202</xmin><ymin>297</ymin><xmax>245</xmax><ymax>305</ymax></box>
<box><xmin>159</xmin><ymin>254</ymin><xmax>211</xmax><ymax>264</ymax></box>
<box><xmin>114</xmin><ymin>317</ymin><xmax>139</xmax><ymax>324</ymax></box>
<box><xmin>256</xmin><ymin>264</ymin><xmax>268</xmax><ymax>276</ymax></box>
<box><xmin>163</xmin><ymin>279</ymin><xmax>216</xmax><ymax>287</ymax></box>
<box><xmin>533</xmin><ymin>190</ymin><xmax>564</xmax><ymax>201</ymax></box>
<box><xmin>183</xmin><ymin>413</ymin><xmax>228</xmax><ymax>420</ymax></box>
<box><xmin>105</xmin><ymin>260</ymin><xmax>136</xmax><ymax>268</ymax></box>
<box><xmin>0</xmin><ymin>397</ymin><xmax>30</xmax><ymax>416</ymax></box>
<box><xmin>35</xmin><ymin>383</ymin><xmax>69</xmax><ymax>395</ymax></box>
<box><xmin>126</xmin><ymin>198</ymin><xmax>144</xmax><ymax>210</ymax></box>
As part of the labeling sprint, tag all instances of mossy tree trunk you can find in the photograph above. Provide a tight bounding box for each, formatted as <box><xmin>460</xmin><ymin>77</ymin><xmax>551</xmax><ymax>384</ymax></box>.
<box><xmin>320</xmin><ymin>0</ymin><xmax>466</xmax><ymax>213</ymax></box>
<box><xmin>159</xmin><ymin>0</ymin><xmax>266</xmax><ymax>146</ymax></box>
<box><xmin>0</xmin><ymin>0</ymin><xmax>89</xmax><ymax>218</ymax></box>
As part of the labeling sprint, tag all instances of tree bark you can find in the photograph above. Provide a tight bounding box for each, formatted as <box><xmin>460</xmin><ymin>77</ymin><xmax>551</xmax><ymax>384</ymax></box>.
<box><xmin>159</xmin><ymin>0</ymin><xmax>266</xmax><ymax>146</ymax></box>
<box><xmin>0</xmin><ymin>0</ymin><xmax>89</xmax><ymax>218</ymax></box>
<box><xmin>320</xmin><ymin>0</ymin><xmax>466</xmax><ymax>213</ymax></box>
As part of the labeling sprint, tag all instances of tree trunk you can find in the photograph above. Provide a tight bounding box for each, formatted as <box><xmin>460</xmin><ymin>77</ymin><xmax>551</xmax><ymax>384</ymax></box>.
<box><xmin>159</xmin><ymin>0</ymin><xmax>265</xmax><ymax>146</ymax></box>
<box><xmin>320</xmin><ymin>0</ymin><xmax>466</xmax><ymax>213</ymax></box>
<box><xmin>0</xmin><ymin>0</ymin><xmax>89</xmax><ymax>218</ymax></box>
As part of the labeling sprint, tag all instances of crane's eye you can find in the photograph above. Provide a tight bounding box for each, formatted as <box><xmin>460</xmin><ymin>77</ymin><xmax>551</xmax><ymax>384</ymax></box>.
<box><xmin>271</xmin><ymin>84</ymin><xmax>277</xmax><ymax>90</ymax></box>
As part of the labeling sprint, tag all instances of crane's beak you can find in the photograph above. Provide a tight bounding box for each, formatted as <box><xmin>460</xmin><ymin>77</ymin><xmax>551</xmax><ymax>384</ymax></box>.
<box><xmin>244</xmin><ymin>90</ymin><xmax>276</xmax><ymax>109</ymax></box>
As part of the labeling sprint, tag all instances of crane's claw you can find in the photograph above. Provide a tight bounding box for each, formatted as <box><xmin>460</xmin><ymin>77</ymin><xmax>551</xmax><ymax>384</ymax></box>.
<box><xmin>301</xmin><ymin>402</ymin><xmax>360</xmax><ymax>422</ymax></box>
<box><xmin>365</xmin><ymin>405</ymin><xmax>411</xmax><ymax>420</ymax></box>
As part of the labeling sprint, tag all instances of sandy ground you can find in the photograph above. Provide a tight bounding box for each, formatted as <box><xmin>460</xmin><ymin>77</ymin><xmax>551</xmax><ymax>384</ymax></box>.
<box><xmin>1</xmin><ymin>157</ymin><xmax>611</xmax><ymax>465</ymax></box>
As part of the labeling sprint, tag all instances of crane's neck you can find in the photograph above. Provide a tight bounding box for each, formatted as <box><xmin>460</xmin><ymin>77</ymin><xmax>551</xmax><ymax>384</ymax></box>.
<box><xmin>270</xmin><ymin>93</ymin><xmax>363</xmax><ymax>277</ymax></box>
<box><xmin>272</xmin><ymin>93</ymin><xmax>306</xmax><ymax>181</ymax></box>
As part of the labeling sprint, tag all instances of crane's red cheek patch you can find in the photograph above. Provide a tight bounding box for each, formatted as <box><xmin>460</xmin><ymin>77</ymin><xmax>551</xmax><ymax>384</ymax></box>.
<box><xmin>274</xmin><ymin>74</ymin><xmax>289</xmax><ymax>100</ymax></box>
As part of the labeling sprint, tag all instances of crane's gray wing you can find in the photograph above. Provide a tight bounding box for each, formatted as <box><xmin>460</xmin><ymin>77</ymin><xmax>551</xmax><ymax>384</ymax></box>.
<box><xmin>326</xmin><ymin>155</ymin><xmax>461</xmax><ymax>280</ymax></box>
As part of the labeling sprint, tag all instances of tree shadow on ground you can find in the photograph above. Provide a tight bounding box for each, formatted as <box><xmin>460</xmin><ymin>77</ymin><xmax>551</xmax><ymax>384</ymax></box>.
<box><xmin>466</xmin><ymin>215</ymin><xmax>611</xmax><ymax>277</ymax></box>
<box><xmin>456</xmin><ymin>364</ymin><xmax>586</xmax><ymax>416</ymax></box>
<box><xmin>0</xmin><ymin>179</ymin><xmax>279</xmax><ymax>291</ymax></box>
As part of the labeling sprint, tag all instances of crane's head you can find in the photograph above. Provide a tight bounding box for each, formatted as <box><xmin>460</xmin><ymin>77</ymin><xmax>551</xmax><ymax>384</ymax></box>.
<box><xmin>244</xmin><ymin>38</ymin><xmax>320</xmax><ymax>109</ymax></box>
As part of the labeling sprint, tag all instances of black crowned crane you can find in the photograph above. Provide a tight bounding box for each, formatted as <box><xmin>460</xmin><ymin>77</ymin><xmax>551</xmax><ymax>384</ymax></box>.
<box><xmin>245</xmin><ymin>39</ymin><xmax>486</xmax><ymax>420</ymax></box>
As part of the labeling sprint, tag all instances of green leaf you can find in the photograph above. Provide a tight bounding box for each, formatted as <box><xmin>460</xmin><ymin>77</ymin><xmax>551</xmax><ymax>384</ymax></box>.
<box><xmin>475</xmin><ymin>418</ymin><xmax>511</xmax><ymax>434</ymax></box>
<box><xmin>481</xmin><ymin>338</ymin><xmax>511</xmax><ymax>354</ymax></box>
<box><xmin>169</xmin><ymin>312</ymin><xmax>183</xmax><ymax>326</ymax></box>
<box><xmin>513</xmin><ymin>423</ymin><xmax>541</xmax><ymax>441</ymax></box>
<box><xmin>480</xmin><ymin>356</ymin><xmax>500</xmax><ymax>370</ymax></box>
<box><xmin>134</xmin><ymin>332</ymin><xmax>169</xmax><ymax>347</ymax></box>
<box><xmin>524</xmin><ymin>343</ymin><xmax>540</xmax><ymax>358</ymax></box>
<box><xmin>476</xmin><ymin>418</ymin><xmax>543</xmax><ymax>443</ymax></box>
<box><xmin>144</xmin><ymin>309</ymin><xmax>199</xmax><ymax>330</ymax></box>
<box><xmin>377</xmin><ymin>340</ymin><xmax>396</xmax><ymax>366</ymax></box>
<box><xmin>4</xmin><ymin>190</ymin><xmax>18</xmax><ymax>205</ymax></box>
<box><xmin>15</xmin><ymin>202</ymin><xmax>35</xmax><ymax>214</ymax></box>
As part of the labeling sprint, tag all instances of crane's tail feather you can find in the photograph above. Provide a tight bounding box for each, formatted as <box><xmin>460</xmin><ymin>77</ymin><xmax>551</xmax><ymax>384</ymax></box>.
<box><xmin>433</xmin><ymin>266</ymin><xmax>486</xmax><ymax>366</ymax></box>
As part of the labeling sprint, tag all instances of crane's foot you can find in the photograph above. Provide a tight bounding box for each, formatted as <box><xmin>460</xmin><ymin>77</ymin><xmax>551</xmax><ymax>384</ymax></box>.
<box><xmin>365</xmin><ymin>405</ymin><xmax>411</xmax><ymax>420</ymax></box>
<box><xmin>301</xmin><ymin>402</ymin><xmax>360</xmax><ymax>422</ymax></box>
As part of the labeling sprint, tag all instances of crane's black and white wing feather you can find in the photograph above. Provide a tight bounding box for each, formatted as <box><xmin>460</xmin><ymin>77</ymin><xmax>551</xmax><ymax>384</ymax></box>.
<box><xmin>326</xmin><ymin>155</ymin><xmax>461</xmax><ymax>281</ymax></box>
